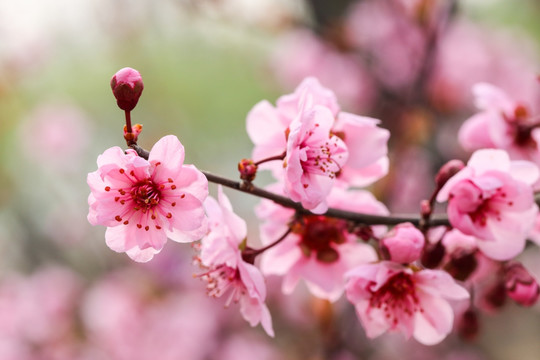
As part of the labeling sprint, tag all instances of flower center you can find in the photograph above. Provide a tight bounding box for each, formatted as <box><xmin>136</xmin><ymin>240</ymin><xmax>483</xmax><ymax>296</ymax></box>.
<box><xmin>131</xmin><ymin>180</ymin><xmax>161</xmax><ymax>210</ymax></box>
<box><xmin>196</xmin><ymin>262</ymin><xmax>245</xmax><ymax>306</ymax></box>
<box><xmin>370</xmin><ymin>272</ymin><xmax>420</xmax><ymax>324</ymax></box>
<box><xmin>295</xmin><ymin>215</ymin><xmax>347</xmax><ymax>263</ymax></box>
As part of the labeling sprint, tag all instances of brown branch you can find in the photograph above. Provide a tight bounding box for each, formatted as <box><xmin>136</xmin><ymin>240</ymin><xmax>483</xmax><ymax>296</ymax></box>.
<box><xmin>128</xmin><ymin>143</ymin><xmax>450</xmax><ymax>227</ymax></box>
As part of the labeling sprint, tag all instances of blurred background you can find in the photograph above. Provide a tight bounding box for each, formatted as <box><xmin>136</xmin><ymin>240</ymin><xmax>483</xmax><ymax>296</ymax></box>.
<box><xmin>1</xmin><ymin>0</ymin><xmax>540</xmax><ymax>359</ymax></box>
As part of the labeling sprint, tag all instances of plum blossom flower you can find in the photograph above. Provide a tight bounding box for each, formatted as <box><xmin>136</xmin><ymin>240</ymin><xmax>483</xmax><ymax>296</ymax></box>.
<box><xmin>345</xmin><ymin>261</ymin><xmax>469</xmax><ymax>345</ymax></box>
<box><xmin>458</xmin><ymin>83</ymin><xmax>540</xmax><ymax>162</ymax></box>
<box><xmin>87</xmin><ymin>135</ymin><xmax>208</xmax><ymax>262</ymax></box>
<box><xmin>284</xmin><ymin>100</ymin><xmax>348</xmax><ymax>213</ymax></box>
<box><xmin>247</xmin><ymin>77</ymin><xmax>389</xmax><ymax>211</ymax></box>
<box><xmin>197</xmin><ymin>187</ymin><xmax>274</xmax><ymax>337</ymax></box>
<box><xmin>437</xmin><ymin>149</ymin><xmax>539</xmax><ymax>260</ymax></box>
<box><xmin>258</xmin><ymin>185</ymin><xmax>386</xmax><ymax>301</ymax></box>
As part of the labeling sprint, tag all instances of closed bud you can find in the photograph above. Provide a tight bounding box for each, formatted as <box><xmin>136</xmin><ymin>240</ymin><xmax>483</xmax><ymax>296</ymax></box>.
<box><xmin>110</xmin><ymin>67</ymin><xmax>144</xmax><ymax>111</ymax></box>
<box><xmin>435</xmin><ymin>159</ymin><xmax>465</xmax><ymax>188</ymax></box>
<box><xmin>504</xmin><ymin>263</ymin><xmax>540</xmax><ymax>307</ymax></box>
<box><xmin>381</xmin><ymin>222</ymin><xmax>425</xmax><ymax>264</ymax></box>
<box><xmin>238</xmin><ymin>159</ymin><xmax>258</xmax><ymax>182</ymax></box>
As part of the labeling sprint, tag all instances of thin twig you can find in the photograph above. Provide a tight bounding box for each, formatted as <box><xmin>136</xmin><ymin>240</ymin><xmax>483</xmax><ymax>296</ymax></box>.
<box><xmin>128</xmin><ymin>143</ymin><xmax>450</xmax><ymax>227</ymax></box>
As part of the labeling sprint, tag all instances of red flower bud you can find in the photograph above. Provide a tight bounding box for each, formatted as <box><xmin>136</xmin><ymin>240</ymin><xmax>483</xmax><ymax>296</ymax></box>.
<box><xmin>504</xmin><ymin>263</ymin><xmax>540</xmax><ymax>307</ymax></box>
<box><xmin>435</xmin><ymin>159</ymin><xmax>465</xmax><ymax>189</ymax></box>
<box><xmin>238</xmin><ymin>159</ymin><xmax>258</xmax><ymax>182</ymax></box>
<box><xmin>110</xmin><ymin>67</ymin><xmax>144</xmax><ymax>111</ymax></box>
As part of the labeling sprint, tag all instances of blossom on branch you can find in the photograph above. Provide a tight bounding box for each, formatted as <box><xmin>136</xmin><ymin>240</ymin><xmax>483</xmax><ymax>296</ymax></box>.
<box><xmin>197</xmin><ymin>187</ymin><xmax>274</xmax><ymax>337</ymax></box>
<box><xmin>257</xmin><ymin>185</ymin><xmax>387</xmax><ymax>301</ymax></box>
<box><xmin>459</xmin><ymin>83</ymin><xmax>540</xmax><ymax>162</ymax></box>
<box><xmin>437</xmin><ymin>149</ymin><xmax>539</xmax><ymax>260</ymax></box>
<box><xmin>247</xmin><ymin>77</ymin><xmax>389</xmax><ymax>212</ymax></box>
<box><xmin>87</xmin><ymin>135</ymin><xmax>208</xmax><ymax>262</ymax></box>
<box><xmin>345</xmin><ymin>261</ymin><xmax>469</xmax><ymax>345</ymax></box>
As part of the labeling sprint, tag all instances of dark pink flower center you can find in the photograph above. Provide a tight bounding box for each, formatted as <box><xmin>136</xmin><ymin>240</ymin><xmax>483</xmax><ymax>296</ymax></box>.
<box><xmin>132</xmin><ymin>180</ymin><xmax>161</xmax><ymax>210</ymax></box>
<box><xmin>369</xmin><ymin>272</ymin><xmax>421</xmax><ymax>324</ymax></box>
<box><xmin>296</xmin><ymin>215</ymin><xmax>347</xmax><ymax>263</ymax></box>
<box><xmin>197</xmin><ymin>263</ymin><xmax>245</xmax><ymax>306</ymax></box>
<box><xmin>108</xmin><ymin>165</ymin><xmax>181</xmax><ymax>231</ymax></box>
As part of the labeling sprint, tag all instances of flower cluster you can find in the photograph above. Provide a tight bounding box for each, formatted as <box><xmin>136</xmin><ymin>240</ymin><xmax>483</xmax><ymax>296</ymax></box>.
<box><xmin>87</xmin><ymin>66</ymin><xmax>540</xmax><ymax>346</ymax></box>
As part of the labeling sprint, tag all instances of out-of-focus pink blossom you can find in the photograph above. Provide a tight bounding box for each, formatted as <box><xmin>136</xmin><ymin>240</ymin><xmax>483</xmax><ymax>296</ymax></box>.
<box><xmin>258</xmin><ymin>185</ymin><xmax>387</xmax><ymax>301</ymax></box>
<box><xmin>19</xmin><ymin>103</ymin><xmax>92</xmax><ymax>172</ymax></box>
<box><xmin>437</xmin><ymin>149</ymin><xmax>538</xmax><ymax>260</ymax></box>
<box><xmin>82</xmin><ymin>269</ymin><xmax>218</xmax><ymax>360</ymax></box>
<box><xmin>345</xmin><ymin>261</ymin><xmax>469</xmax><ymax>345</ymax></box>
<box><xmin>429</xmin><ymin>21</ymin><xmax>539</xmax><ymax>111</ymax></box>
<box><xmin>0</xmin><ymin>266</ymin><xmax>82</xmax><ymax>355</ymax></box>
<box><xmin>198</xmin><ymin>187</ymin><xmax>274</xmax><ymax>337</ymax></box>
<box><xmin>216</xmin><ymin>332</ymin><xmax>282</xmax><ymax>360</ymax></box>
<box><xmin>381</xmin><ymin>223</ymin><xmax>425</xmax><ymax>264</ymax></box>
<box><xmin>271</xmin><ymin>30</ymin><xmax>375</xmax><ymax>112</ymax></box>
<box><xmin>87</xmin><ymin>135</ymin><xmax>208</xmax><ymax>262</ymax></box>
<box><xmin>459</xmin><ymin>83</ymin><xmax>540</xmax><ymax>164</ymax></box>
<box><xmin>345</xmin><ymin>0</ymin><xmax>427</xmax><ymax>90</ymax></box>
<box><xmin>504</xmin><ymin>263</ymin><xmax>539</xmax><ymax>307</ymax></box>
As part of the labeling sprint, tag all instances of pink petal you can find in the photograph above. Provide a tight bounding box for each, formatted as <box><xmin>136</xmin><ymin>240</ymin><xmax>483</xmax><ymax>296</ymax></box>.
<box><xmin>246</xmin><ymin>100</ymin><xmax>288</xmax><ymax>146</ymax></box>
<box><xmin>458</xmin><ymin>113</ymin><xmax>496</xmax><ymax>151</ymax></box>
<box><xmin>335</xmin><ymin>112</ymin><xmax>389</xmax><ymax>169</ymax></box>
<box><xmin>413</xmin><ymin>293</ymin><xmax>453</xmax><ymax>345</ymax></box>
<box><xmin>467</xmin><ymin>149</ymin><xmax>511</xmax><ymax>175</ymax></box>
<box><xmin>148</xmin><ymin>135</ymin><xmax>185</xmax><ymax>181</ymax></box>
<box><xmin>509</xmin><ymin>160</ymin><xmax>540</xmax><ymax>186</ymax></box>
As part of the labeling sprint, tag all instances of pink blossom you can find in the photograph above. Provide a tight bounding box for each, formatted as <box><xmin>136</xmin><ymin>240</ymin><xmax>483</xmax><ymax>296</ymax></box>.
<box><xmin>345</xmin><ymin>261</ymin><xmax>469</xmax><ymax>345</ymax></box>
<box><xmin>258</xmin><ymin>185</ymin><xmax>386</xmax><ymax>301</ymax></box>
<box><xmin>428</xmin><ymin>20</ymin><xmax>539</xmax><ymax>111</ymax></box>
<box><xmin>82</xmin><ymin>269</ymin><xmax>218</xmax><ymax>360</ymax></box>
<box><xmin>87</xmin><ymin>135</ymin><xmax>208</xmax><ymax>262</ymax></box>
<box><xmin>284</xmin><ymin>101</ymin><xmax>348</xmax><ymax>213</ymax></box>
<box><xmin>247</xmin><ymin>77</ymin><xmax>389</xmax><ymax>209</ymax></box>
<box><xmin>381</xmin><ymin>223</ymin><xmax>425</xmax><ymax>264</ymax></box>
<box><xmin>198</xmin><ymin>187</ymin><xmax>274</xmax><ymax>337</ymax></box>
<box><xmin>437</xmin><ymin>149</ymin><xmax>539</xmax><ymax>260</ymax></box>
<box><xmin>459</xmin><ymin>83</ymin><xmax>540</xmax><ymax>163</ymax></box>
<box><xmin>345</xmin><ymin>0</ymin><xmax>427</xmax><ymax>90</ymax></box>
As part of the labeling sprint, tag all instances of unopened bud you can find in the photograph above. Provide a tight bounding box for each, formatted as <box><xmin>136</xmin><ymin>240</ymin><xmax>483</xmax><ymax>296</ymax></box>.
<box><xmin>111</xmin><ymin>67</ymin><xmax>144</xmax><ymax>111</ymax></box>
<box><xmin>435</xmin><ymin>159</ymin><xmax>465</xmax><ymax>188</ymax></box>
<box><xmin>238</xmin><ymin>159</ymin><xmax>258</xmax><ymax>182</ymax></box>
<box><xmin>381</xmin><ymin>223</ymin><xmax>425</xmax><ymax>264</ymax></box>
<box><xmin>504</xmin><ymin>263</ymin><xmax>540</xmax><ymax>307</ymax></box>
